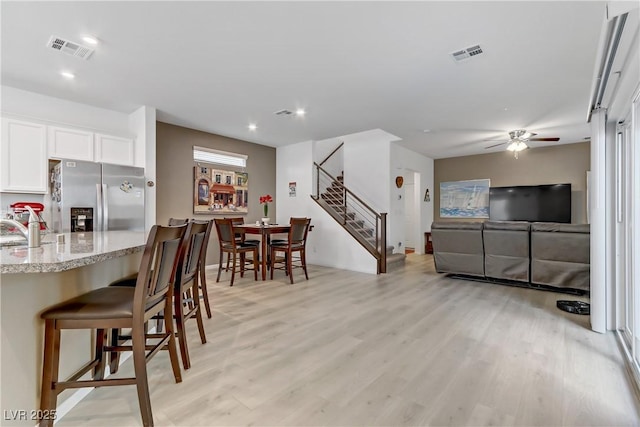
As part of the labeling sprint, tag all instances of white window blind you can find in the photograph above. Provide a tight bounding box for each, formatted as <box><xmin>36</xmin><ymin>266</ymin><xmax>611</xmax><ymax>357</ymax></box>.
<box><xmin>193</xmin><ymin>146</ymin><xmax>247</xmax><ymax>167</ymax></box>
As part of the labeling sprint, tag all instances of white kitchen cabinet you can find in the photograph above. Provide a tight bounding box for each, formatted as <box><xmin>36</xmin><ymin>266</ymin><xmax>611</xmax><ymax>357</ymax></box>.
<box><xmin>95</xmin><ymin>133</ymin><xmax>135</xmax><ymax>166</ymax></box>
<box><xmin>1</xmin><ymin>117</ymin><xmax>48</xmax><ymax>193</ymax></box>
<box><xmin>48</xmin><ymin>126</ymin><xmax>94</xmax><ymax>161</ymax></box>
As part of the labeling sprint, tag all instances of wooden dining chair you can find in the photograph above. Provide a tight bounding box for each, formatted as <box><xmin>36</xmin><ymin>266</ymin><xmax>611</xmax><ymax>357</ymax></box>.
<box><xmin>215</xmin><ymin>218</ymin><xmax>259</xmax><ymax>286</ymax></box>
<box><xmin>224</xmin><ymin>217</ymin><xmax>260</xmax><ymax>271</ymax></box>
<box><xmin>270</xmin><ymin>217</ymin><xmax>311</xmax><ymax>284</ymax></box>
<box><xmin>168</xmin><ymin>217</ymin><xmax>189</xmax><ymax>225</ymax></box>
<box><xmin>39</xmin><ymin>224</ymin><xmax>187</xmax><ymax>427</ymax></box>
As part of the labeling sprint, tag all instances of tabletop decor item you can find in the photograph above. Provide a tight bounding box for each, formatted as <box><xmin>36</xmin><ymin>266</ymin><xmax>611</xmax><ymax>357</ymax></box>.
<box><xmin>260</xmin><ymin>194</ymin><xmax>273</xmax><ymax>224</ymax></box>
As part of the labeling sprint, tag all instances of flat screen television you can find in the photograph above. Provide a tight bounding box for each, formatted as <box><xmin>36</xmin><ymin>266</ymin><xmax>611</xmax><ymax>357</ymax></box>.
<box><xmin>489</xmin><ymin>184</ymin><xmax>571</xmax><ymax>223</ymax></box>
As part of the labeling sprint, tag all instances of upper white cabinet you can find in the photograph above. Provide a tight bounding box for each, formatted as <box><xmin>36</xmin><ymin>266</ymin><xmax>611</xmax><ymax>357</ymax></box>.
<box><xmin>1</xmin><ymin>115</ymin><xmax>137</xmax><ymax>194</ymax></box>
<box><xmin>48</xmin><ymin>126</ymin><xmax>94</xmax><ymax>161</ymax></box>
<box><xmin>49</xmin><ymin>126</ymin><xmax>134</xmax><ymax>166</ymax></box>
<box><xmin>1</xmin><ymin>118</ymin><xmax>48</xmax><ymax>193</ymax></box>
<box><xmin>95</xmin><ymin>133</ymin><xmax>135</xmax><ymax>166</ymax></box>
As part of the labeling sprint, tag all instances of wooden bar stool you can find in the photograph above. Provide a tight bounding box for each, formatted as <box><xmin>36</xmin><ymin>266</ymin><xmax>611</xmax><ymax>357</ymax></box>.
<box><xmin>38</xmin><ymin>224</ymin><xmax>187</xmax><ymax>427</ymax></box>
<box><xmin>173</xmin><ymin>219</ymin><xmax>211</xmax><ymax>369</ymax></box>
<box><xmin>108</xmin><ymin>219</ymin><xmax>212</xmax><ymax>371</ymax></box>
<box><xmin>198</xmin><ymin>219</ymin><xmax>214</xmax><ymax>319</ymax></box>
<box><xmin>168</xmin><ymin>218</ymin><xmax>213</xmax><ymax>319</ymax></box>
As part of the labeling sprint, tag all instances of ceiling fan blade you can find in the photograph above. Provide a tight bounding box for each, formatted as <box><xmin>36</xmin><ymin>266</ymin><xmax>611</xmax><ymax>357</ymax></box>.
<box><xmin>529</xmin><ymin>137</ymin><xmax>560</xmax><ymax>142</ymax></box>
<box><xmin>485</xmin><ymin>142</ymin><xmax>507</xmax><ymax>149</ymax></box>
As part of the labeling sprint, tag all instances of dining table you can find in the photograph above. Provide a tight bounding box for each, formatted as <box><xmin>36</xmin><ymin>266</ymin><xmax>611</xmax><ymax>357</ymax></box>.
<box><xmin>234</xmin><ymin>223</ymin><xmax>290</xmax><ymax>280</ymax></box>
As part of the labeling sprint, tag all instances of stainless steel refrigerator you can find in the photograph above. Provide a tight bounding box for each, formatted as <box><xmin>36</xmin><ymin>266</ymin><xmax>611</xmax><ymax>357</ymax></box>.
<box><xmin>50</xmin><ymin>160</ymin><xmax>145</xmax><ymax>233</ymax></box>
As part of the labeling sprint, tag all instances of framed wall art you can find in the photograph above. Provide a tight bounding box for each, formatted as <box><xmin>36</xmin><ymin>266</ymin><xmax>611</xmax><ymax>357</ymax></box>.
<box><xmin>440</xmin><ymin>179</ymin><xmax>490</xmax><ymax>218</ymax></box>
<box><xmin>194</xmin><ymin>166</ymin><xmax>249</xmax><ymax>214</ymax></box>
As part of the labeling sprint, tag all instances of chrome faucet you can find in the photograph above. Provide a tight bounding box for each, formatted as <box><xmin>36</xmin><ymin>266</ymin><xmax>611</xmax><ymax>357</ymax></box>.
<box><xmin>0</xmin><ymin>218</ymin><xmax>29</xmax><ymax>239</ymax></box>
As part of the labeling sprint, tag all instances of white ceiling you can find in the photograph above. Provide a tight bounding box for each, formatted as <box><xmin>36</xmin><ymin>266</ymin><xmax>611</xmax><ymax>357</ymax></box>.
<box><xmin>1</xmin><ymin>1</ymin><xmax>607</xmax><ymax>159</ymax></box>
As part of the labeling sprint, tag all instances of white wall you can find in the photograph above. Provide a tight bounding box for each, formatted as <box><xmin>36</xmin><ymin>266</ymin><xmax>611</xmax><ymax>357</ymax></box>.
<box><xmin>342</xmin><ymin>129</ymin><xmax>395</xmax><ymax>217</ymax></box>
<box><xmin>129</xmin><ymin>106</ymin><xmax>156</xmax><ymax>232</ymax></box>
<box><xmin>277</xmin><ymin>129</ymin><xmax>435</xmax><ymax>272</ymax></box>
<box><xmin>313</xmin><ymin>137</ymin><xmax>344</xmax><ymax>179</ymax></box>
<box><xmin>390</xmin><ymin>143</ymin><xmax>435</xmax><ymax>254</ymax></box>
<box><xmin>276</xmin><ymin>140</ymin><xmax>378</xmax><ymax>274</ymax></box>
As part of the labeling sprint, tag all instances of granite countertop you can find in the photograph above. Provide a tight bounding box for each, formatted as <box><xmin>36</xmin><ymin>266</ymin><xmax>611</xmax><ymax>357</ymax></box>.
<box><xmin>0</xmin><ymin>231</ymin><xmax>146</xmax><ymax>274</ymax></box>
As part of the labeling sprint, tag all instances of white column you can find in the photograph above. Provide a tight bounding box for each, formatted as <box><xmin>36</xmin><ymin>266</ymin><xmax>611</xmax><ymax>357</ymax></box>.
<box><xmin>129</xmin><ymin>106</ymin><xmax>156</xmax><ymax>233</ymax></box>
<box><xmin>590</xmin><ymin>108</ymin><xmax>607</xmax><ymax>333</ymax></box>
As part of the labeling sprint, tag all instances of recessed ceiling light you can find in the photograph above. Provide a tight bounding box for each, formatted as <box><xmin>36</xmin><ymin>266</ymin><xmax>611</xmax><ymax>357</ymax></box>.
<box><xmin>82</xmin><ymin>35</ymin><xmax>99</xmax><ymax>45</ymax></box>
<box><xmin>61</xmin><ymin>71</ymin><xmax>75</xmax><ymax>79</ymax></box>
<box><xmin>423</xmin><ymin>129</ymin><xmax>431</xmax><ymax>133</ymax></box>
<box><xmin>296</xmin><ymin>108</ymin><xmax>306</xmax><ymax>117</ymax></box>
<box><xmin>248</xmin><ymin>123</ymin><xmax>257</xmax><ymax>131</ymax></box>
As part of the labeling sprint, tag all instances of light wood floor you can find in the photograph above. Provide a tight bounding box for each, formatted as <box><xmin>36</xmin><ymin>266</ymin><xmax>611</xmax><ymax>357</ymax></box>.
<box><xmin>57</xmin><ymin>255</ymin><xmax>640</xmax><ymax>426</ymax></box>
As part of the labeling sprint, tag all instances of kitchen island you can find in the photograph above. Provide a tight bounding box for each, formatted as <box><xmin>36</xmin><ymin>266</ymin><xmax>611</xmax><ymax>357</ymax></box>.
<box><xmin>0</xmin><ymin>231</ymin><xmax>146</xmax><ymax>426</ymax></box>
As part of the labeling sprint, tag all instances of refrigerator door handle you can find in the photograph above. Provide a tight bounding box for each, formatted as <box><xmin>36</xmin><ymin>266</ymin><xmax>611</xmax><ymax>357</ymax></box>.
<box><xmin>101</xmin><ymin>184</ymin><xmax>108</xmax><ymax>231</ymax></box>
<box><xmin>96</xmin><ymin>183</ymin><xmax>103</xmax><ymax>232</ymax></box>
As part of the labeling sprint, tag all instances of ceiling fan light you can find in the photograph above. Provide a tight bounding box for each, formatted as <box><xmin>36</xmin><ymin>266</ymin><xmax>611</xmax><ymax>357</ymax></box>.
<box><xmin>507</xmin><ymin>141</ymin><xmax>528</xmax><ymax>152</ymax></box>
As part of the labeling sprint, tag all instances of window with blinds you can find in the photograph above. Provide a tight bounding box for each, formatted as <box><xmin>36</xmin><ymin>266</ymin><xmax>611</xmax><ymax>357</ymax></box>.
<box><xmin>193</xmin><ymin>146</ymin><xmax>247</xmax><ymax>168</ymax></box>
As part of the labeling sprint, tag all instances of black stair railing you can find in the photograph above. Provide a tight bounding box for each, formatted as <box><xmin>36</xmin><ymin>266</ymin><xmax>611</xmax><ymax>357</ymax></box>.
<box><xmin>312</xmin><ymin>162</ymin><xmax>387</xmax><ymax>273</ymax></box>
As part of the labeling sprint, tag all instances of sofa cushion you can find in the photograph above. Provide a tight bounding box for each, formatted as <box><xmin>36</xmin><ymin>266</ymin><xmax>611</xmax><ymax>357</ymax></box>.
<box><xmin>483</xmin><ymin>221</ymin><xmax>530</xmax><ymax>282</ymax></box>
<box><xmin>531</xmin><ymin>223</ymin><xmax>590</xmax><ymax>291</ymax></box>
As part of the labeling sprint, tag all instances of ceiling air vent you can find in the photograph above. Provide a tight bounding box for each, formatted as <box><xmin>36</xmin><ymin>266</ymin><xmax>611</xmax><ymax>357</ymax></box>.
<box><xmin>47</xmin><ymin>36</ymin><xmax>94</xmax><ymax>60</ymax></box>
<box><xmin>451</xmin><ymin>44</ymin><xmax>484</xmax><ymax>62</ymax></box>
<box><xmin>274</xmin><ymin>109</ymin><xmax>293</xmax><ymax>116</ymax></box>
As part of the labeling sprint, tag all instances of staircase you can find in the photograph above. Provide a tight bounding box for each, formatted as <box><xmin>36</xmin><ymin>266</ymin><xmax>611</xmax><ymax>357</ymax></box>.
<box><xmin>312</xmin><ymin>164</ymin><xmax>405</xmax><ymax>273</ymax></box>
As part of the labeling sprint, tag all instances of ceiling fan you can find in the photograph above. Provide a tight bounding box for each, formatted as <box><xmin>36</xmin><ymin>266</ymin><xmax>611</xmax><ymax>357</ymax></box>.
<box><xmin>485</xmin><ymin>129</ymin><xmax>560</xmax><ymax>159</ymax></box>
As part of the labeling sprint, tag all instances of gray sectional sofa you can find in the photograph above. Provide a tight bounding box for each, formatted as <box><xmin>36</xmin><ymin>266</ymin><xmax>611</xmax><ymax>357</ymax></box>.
<box><xmin>431</xmin><ymin>220</ymin><xmax>590</xmax><ymax>293</ymax></box>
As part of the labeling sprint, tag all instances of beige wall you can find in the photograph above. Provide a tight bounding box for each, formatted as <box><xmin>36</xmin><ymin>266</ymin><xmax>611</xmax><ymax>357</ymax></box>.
<box><xmin>434</xmin><ymin>142</ymin><xmax>590</xmax><ymax>224</ymax></box>
<box><xmin>156</xmin><ymin>122</ymin><xmax>276</xmax><ymax>265</ymax></box>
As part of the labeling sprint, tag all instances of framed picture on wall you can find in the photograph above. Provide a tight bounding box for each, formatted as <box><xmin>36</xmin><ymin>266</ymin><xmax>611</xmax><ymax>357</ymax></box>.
<box><xmin>440</xmin><ymin>179</ymin><xmax>490</xmax><ymax>218</ymax></box>
<box><xmin>194</xmin><ymin>166</ymin><xmax>249</xmax><ymax>214</ymax></box>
